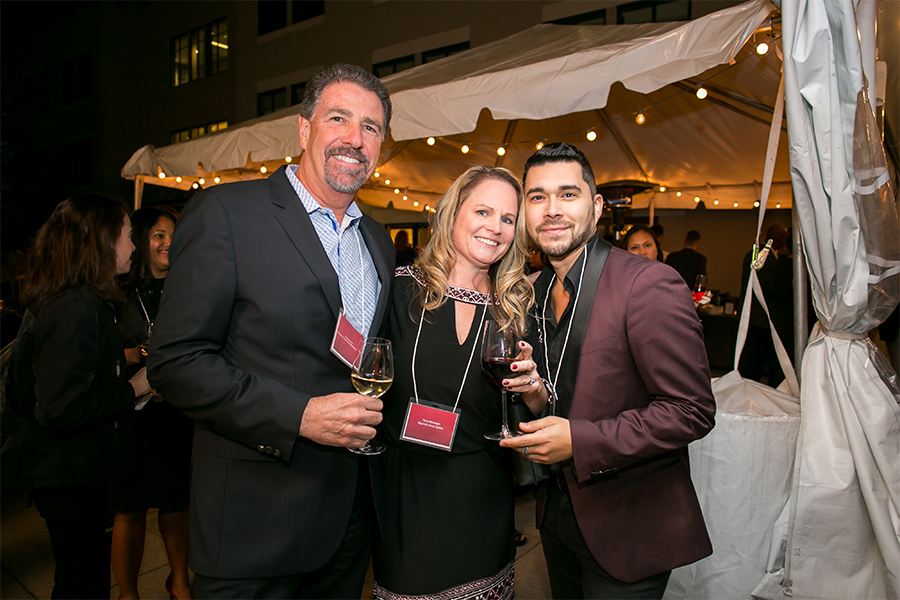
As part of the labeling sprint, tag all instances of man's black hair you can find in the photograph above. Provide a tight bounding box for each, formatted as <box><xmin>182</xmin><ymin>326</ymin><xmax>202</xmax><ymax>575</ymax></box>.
<box><xmin>522</xmin><ymin>142</ymin><xmax>597</xmax><ymax>197</ymax></box>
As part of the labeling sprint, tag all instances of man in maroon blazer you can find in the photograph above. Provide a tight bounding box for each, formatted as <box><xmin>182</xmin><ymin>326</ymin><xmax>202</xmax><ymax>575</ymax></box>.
<box><xmin>501</xmin><ymin>143</ymin><xmax>715</xmax><ymax>599</ymax></box>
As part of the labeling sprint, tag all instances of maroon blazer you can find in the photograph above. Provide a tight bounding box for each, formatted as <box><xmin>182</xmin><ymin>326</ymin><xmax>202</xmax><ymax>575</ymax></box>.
<box><xmin>538</xmin><ymin>244</ymin><xmax>715</xmax><ymax>583</ymax></box>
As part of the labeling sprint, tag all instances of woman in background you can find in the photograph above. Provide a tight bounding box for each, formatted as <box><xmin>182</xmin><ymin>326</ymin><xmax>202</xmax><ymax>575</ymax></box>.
<box><xmin>111</xmin><ymin>207</ymin><xmax>193</xmax><ymax>600</ymax></box>
<box><xmin>622</xmin><ymin>224</ymin><xmax>664</xmax><ymax>262</ymax></box>
<box><xmin>7</xmin><ymin>194</ymin><xmax>151</xmax><ymax>599</ymax></box>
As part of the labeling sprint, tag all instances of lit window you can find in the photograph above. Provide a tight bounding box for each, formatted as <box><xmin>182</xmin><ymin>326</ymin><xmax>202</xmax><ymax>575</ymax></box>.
<box><xmin>171</xmin><ymin>18</ymin><xmax>228</xmax><ymax>87</ymax></box>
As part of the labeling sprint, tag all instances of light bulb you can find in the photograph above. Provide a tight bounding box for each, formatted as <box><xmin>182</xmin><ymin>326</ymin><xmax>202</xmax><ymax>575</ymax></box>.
<box><xmin>374</xmin><ymin>171</ymin><xmax>380</xmax><ymax>178</ymax></box>
<box><xmin>402</xmin><ymin>195</ymin><xmax>408</xmax><ymax>200</ymax></box>
<box><xmin>461</xmin><ymin>144</ymin><xmax>470</xmax><ymax>154</ymax></box>
<box><xmin>384</xmin><ymin>179</ymin><xmax>391</xmax><ymax>185</ymax></box>
<box><xmin>426</xmin><ymin>137</ymin><xmax>435</xmax><ymax>146</ymax></box>
<box><xmin>497</xmin><ymin>146</ymin><xmax>506</xmax><ymax>156</ymax></box>
<box><xmin>659</xmin><ymin>186</ymin><xmax>666</xmax><ymax>192</ymax></box>
<box><xmin>713</xmin><ymin>200</ymin><xmax>719</xmax><ymax>206</ymax></box>
<box><xmin>413</xmin><ymin>201</ymin><xmax>419</xmax><ymax>207</ymax></box>
<box><xmin>158</xmin><ymin>172</ymin><xmax>166</xmax><ymax>179</ymax></box>
<box><xmin>394</xmin><ymin>188</ymin><xmax>400</xmax><ymax>194</ymax></box>
<box><xmin>535</xmin><ymin>140</ymin><xmax>544</xmax><ymax>151</ymax></box>
<box><xmin>192</xmin><ymin>182</ymin><xmax>199</xmax><ymax>189</ymax></box>
<box><xmin>586</xmin><ymin>130</ymin><xmax>597</xmax><ymax>141</ymax></box>
<box><xmin>214</xmin><ymin>176</ymin><xmax>221</xmax><ymax>184</ymax></box>
<box><xmin>733</xmin><ymin>202</ymin><xmax>739</xmax><ymax>208</ymax></box>
<box><xmin>285</xmin><ymin>156</ymin><xmax>292</xmax><ymax>163</ymax></box>
<box><xmin>694</xmin><ymin>196</ymin><xmax>700</xmax><ymax>203</ymax></box>
<box><xmin>696</xmin><ymin>86</ymin><xmax>708</xmax><ymax>100</ymax></box>
<box><xmin>176</xmin><ymin>176</ymin><xmax>182</xmax><ymax>183</ymax></box>
<box><xmin>635</xmin><ymin>112</ymin><xmax>646</xmax><ymax>125</ymax></box>
<box><xmin>676</xmin><ymin>191</ymin><xmax>682</xmax><ymax>197</ymax></box>
<box><xmin>776</xmin><ymin>203</ymin><xmax>781</xmax><ymax>208</ymax></box>
<box><xmin>260</xmin><ymin>166</ymin><xmax>267</xmax><ymax>174</ymax></box>
<box><xmin>425</xmin><ymin>205</ymin><xmax>431</xmax><ymax>211</ymax></box>
<box><xmin>754</xmin><ymin>201</ymin><xmax>760</xmax><ymax>208</ymax></box>
<box><xmin>199</xmin><ymin>178</ymin><xmax>206</xmax><ymax>185</ymax></box>
<box><xmin>756</xmin><ymin>42</ymin><xmax>769</xmax><ymax>55</ymax></box>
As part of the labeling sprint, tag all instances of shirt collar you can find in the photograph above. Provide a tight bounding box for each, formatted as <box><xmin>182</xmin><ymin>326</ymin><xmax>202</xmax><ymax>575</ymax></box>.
<box><xmin>285</xmin><ymin>164</ymin><xmax>363</xmax><ymax>223</ymax></box>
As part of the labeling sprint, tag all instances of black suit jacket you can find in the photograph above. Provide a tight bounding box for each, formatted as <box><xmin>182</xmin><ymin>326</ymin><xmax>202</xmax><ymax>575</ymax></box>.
<box><xmin>147</xmin><ymin>166</ymin><xmax>395</xmax><ymax>578</ymax></box>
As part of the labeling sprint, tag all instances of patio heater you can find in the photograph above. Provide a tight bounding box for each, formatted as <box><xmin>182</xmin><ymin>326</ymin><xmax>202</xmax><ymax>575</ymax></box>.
<box><xmin>596</xmin><ymin>181</ymin><xmax>655</xmax><ymax>240</ymax></box>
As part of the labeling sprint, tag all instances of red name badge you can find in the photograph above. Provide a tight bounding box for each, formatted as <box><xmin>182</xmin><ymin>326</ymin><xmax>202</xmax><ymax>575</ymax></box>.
<box><xmin>330</xmin><ymin>309</ymin><xmax>365</xmax><ymax>371</ymax></box>
<box><xmin>400</xmin><ymin>399</ymin><xmax>461</xmax><ymax>452</ymax></box>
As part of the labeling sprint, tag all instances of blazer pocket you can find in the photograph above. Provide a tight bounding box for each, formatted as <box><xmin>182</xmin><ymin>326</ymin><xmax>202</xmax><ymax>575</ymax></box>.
<box><xmin>581</xmin><ymin>333</ymin><xmax>624</xmax><ymax>355</ymax></box>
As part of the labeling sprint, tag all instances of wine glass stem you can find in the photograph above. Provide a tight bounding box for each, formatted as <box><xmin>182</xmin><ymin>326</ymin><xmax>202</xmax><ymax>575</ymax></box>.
<box><xmin>500</xmin><ymin>389</ymin><xmax>511</xmax><ymax>438</ymax></box>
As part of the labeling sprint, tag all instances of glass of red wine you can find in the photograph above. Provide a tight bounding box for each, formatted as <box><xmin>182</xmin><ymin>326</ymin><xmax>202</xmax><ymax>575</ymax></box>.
<box><xmin>481</xmin><ymin>320</ymin><xmax>519</xmax><ymax>441</ymax></box>
<box><xmin>693</xmin><ymin>274</ymin><xmax>707</xmax><ymax>304</ymax></box>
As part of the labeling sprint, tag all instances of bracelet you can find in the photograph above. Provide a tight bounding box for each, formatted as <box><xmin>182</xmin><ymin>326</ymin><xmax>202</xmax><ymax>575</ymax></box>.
<box><xmin>541</xmin><ymin>378</ymin><xmax>557</xmax><ymax>416</ymax></box>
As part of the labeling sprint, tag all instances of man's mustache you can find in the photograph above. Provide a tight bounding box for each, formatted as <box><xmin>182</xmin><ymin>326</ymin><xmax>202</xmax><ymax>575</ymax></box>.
<box><xmin>326</xmin><ymin>145</ymin><xmax>369</xmax><ymax>167</ymax></box>
<box><xmin>537</xmin><ymin>220</ymin><xmax>572</xmax><ymax>232</ymax></box>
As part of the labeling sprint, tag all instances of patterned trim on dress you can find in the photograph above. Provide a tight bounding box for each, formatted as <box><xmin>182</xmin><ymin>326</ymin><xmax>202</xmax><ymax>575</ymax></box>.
<box><xmin>395</xmin><ymin>265</ymin><xmax>494</xmax><ymax>306</ymax></box>
<box><xmin>373</xmin><ymin>560</ymin><xmax>514</xmax><ymax>600</ymax></box>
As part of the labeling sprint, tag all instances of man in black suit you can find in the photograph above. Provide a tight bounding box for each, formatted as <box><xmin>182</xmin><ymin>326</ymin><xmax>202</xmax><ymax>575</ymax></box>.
<box><xmin>147</xmin><ymin>64</ymin><xmax>395</xmax><ymax>599</ymax></box>
<box><xmin>665</xmin><ymin>229</ymin><xmax>707</xmax><ymax>288</ymax></box>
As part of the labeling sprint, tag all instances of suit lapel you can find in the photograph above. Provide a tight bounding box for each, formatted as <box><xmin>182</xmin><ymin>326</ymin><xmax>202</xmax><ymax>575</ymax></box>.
<box><xmin>557</xmin><ymin>235</ymin><xmax>612</xmax><ymax>416</ymax></box>
<box><xmin>269</xmin><ymin>167</ymin><xmax>343</xmax><ymax>320</ymax></box>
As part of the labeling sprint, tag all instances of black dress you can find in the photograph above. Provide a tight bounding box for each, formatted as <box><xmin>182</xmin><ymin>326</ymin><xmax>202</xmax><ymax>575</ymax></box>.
<box><xmin>370</xmin><ymin>267</ymin><xmax>515</xmax><ymax>600</ymax></box>
<box><xmin>116</xmin><ymin>278</ymin><xmax>193</xmax><ymax>513</ymax></box>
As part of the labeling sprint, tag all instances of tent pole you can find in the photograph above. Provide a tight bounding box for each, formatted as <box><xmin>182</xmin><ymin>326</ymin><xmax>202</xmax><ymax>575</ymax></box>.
<box><xmin>648</xmin><ymin>198</ymin><xmax>655</xmax><ymax>225</ymax></box>
<box><xmin>792</xmin><ymin>204</ymin><xmax>808</xmax><ymax>386</ymax></box>
<box><xmin>857</xmin><ymin>0</ymin><xmax>877</xmax><ymax>96</ymax></box>
<box><xmin>133</xmin><ymin>178</ymin><xmax>145</xmax><ymax>211</ymax></box>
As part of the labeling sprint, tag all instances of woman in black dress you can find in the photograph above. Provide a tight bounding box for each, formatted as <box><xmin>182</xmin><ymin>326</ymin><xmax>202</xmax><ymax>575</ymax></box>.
<box><xmin>6</xmin><ymin>194</ymin><xmax>153</xmax><ymax>599</ymax></box>
<box><xmin>111</xmin><ymin>207</ymin><xmax>194</xmax><ymax>600</ymax></box>
<box><xmin>370</xmin><ymin>166</ymin><xmax>549</xmax><ymax>600</ymax></box>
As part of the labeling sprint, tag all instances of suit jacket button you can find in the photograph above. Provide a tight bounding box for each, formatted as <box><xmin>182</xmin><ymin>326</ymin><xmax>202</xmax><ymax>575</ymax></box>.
<box><xmin>257</xmin><ymin>445</ymin><xmax>265</xmax><ymax>453</ymax></box>
<box><xmin>264</xmin><ymin>446</ymin><xmax>274</xmax><ymax>454</ymax></box>
<box><xmin>273</xmin><ymin>449</ymin><xmax>281</xmax><ymax>458</ymax></box>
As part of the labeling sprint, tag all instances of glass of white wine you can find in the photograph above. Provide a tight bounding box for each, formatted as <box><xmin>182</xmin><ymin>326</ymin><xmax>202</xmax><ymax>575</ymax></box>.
<box><xmin>349</xmin><ymin>337</ymin><xmax>392</xmax><ymax>455</ymax></box>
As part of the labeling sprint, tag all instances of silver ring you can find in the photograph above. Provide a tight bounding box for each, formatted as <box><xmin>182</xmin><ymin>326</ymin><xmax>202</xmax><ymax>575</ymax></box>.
<box><xmin>528</xmin><ymin>373</ymin><xmax>535</xmax><ymax>385</ymax></box>
<box><xmin>523</xmin><ymin>446</ymin><xmax>529</xmax><ymax>456</ymax></box>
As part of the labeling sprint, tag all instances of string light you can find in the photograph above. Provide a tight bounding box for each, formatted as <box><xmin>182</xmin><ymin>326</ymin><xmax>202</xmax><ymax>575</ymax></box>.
<box><xmin>385</xmin><ymin>179</ymin><xmax>391</xmax><ymax>185</ymax></box>
<box><xmin>413</xmin><ymin>201</ymin><xmax>419</xmax><ymax>207</ymax></box>
<box><xmin>260</xmin><ymin>165</ymin><xmax>267</xmax><ymax>173</ymax></box>
<box><xmin>496</xmin><ymin>146</ymin><xmax>506</xmax><ymax>156</ymax></box>
<box><xmin>754</xmin><ymin>201</ymin><xmax>760</xmax><ymax>207</ymax></box>
<box><xmin>776</xmin><ymin>203</ymin><xmax>781</xmax><ymax>208</ymax></box>
<box><xmin>659</xmin><ymin>186</ymin><xmax>666</xmax><ymax>192</ymax></box>
<box><xmin>192</xmin><ymin>182</ymin><xmax>199</xmax><ymax>189</ymax></box>
<box><xmin>461</xmin><ymin>144</ymin><xmax>470</xmax><ymax>154</ymax></box>
<box><xmin>427</xmin><ymin>137</ymin><xmax>436</xmax><ymax>146</ymax></box>
<box><xmin>694</xmin><ymin>196</ymin><xmax>700</xmax><ymax>202</ymax></box>
<box><xmin>696</xmin><ymin>86</ymin><xmax>708</xmax><ymax>100</ymax></box>
<box><xmin>199</xmin><ymin>178</ymin><xmax>206</xmax><ymax>185</ymax></box>
<box><xmin>535</xmin><ymin>140</ymin><xmax>544</xmax><ymax>151</ymax></box>
<box><xmin>394</xmin><ymin>188</ymin><xmax>400</xmax><ymax>194</ymax></box>
<box><xmin>713</xmin><ymin>200</ymin><xmax>720</xmax><ymax>205</ymax></box>
<box><xmin>425</xmin><ymin>205</ymin><xmax>431</xmax><ymax>211</ymax></box>
<box><xmin>635</xmin><ymin>111</ymin><xmax>646</xmax><ymax>125</ymax></box>
<box><xmin>374</xmin><ymin>171</ymin><xmax>380</xmax><ymax>178</ymax></box>
<box><xmin>676</xmin><ymin>191</ymin><xmax>682</xmax><ymax>197</ymax></box>
<box><xmin>285</xmin><ymin>156</ymin><xmax>292</xmax><ymax>163</ymax></box>
<box><xmin>158</xmin><ymin>172</ymin><xmax>166</xmax><ymax>179</ymax></box>
<box><xmin>214</xmin><ymin>176</ymin><xmax>221</xmax><ymax>184</ymax></box>
<box><xmin>733</xmin><ymin>202</ymin><xmax>739</xmax><ymax>207</ymax></box>
<box><xmin>175</xmin><ymin>177</ymin><xmax>182</xmax><ymax>183</ymax></box>
<box><xmin>586</xmin><ymin>130</ymin><xmax>597</xmax><ymax>141</ymax></box>
<box><xmin>402</xmin><ymin>194</ymin><xmax>408</xmax><ymax>200</ymax></box>
<box><xmin>756</xmin><ymin>41</ymin><xmax>769</xmax><ymax>55</ymax></box>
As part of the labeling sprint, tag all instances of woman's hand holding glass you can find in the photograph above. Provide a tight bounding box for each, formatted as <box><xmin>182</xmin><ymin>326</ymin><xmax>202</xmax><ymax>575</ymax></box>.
<box><xmin>502</xmin><ymin>341</ymin><xmax>548</xmax><ymax>417</ymax></box>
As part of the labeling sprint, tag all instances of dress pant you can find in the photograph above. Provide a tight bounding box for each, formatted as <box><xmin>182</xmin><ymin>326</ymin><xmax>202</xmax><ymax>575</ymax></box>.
<box><xmin>31</xmin><ymin>484</ymin><xmax>112</xmax><ymax>600</ymax></box>
<box><xmin>194</xmin><ymin>466</ymin><xmax>374</xmax><ymax>600</ymax></box>
<box><xmin>540</xmin><ymin>483</ymin><xmax>671</xmax><ymax>600</ymax></box>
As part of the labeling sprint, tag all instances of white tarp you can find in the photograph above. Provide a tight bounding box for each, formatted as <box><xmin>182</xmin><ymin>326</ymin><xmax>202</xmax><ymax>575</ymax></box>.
<box><xmin>755</xmin><ymin>0</ymin><xmax>900</xmax><ymax>598</ymax></box>
<box><xmin>122</xmin><ymin>0</ymin><xmax>790</xmax><ymax>211</ymax></box>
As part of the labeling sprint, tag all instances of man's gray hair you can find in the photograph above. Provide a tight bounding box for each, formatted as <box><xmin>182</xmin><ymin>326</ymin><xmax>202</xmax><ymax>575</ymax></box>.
<box><xmin>300</xmin><ymin>63</ymin><xmax>392</xmax><ymax>139</ymax></box>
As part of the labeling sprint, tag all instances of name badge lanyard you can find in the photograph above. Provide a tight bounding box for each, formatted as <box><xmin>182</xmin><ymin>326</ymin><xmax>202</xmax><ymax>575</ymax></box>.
<box><xmin>540</xmin><ymin>246</ymin><xmax>589</xmax><ymax>414</ymax></box>
<box><xmin>136</xmin><ymin>288</ymin><xmax>153</xmax><ymax>337</ymax></box>
<box><xmin>411</xmin><ymin>300</ymin><xmax>487</xmax><ymax>413</ymax></box>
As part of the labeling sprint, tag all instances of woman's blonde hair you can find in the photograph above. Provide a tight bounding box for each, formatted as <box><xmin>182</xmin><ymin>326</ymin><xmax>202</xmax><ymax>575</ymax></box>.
<box><xmin>413</xmin><ymin>166</ymin><xmax>534</xmax><ymax>338</ymax></box>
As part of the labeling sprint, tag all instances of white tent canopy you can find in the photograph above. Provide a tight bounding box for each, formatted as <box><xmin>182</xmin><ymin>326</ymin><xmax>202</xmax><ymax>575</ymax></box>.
<box><xmin>122</xmin><ymin>0</ymin><xmax>789</xmax><ymax>211</ymax></box>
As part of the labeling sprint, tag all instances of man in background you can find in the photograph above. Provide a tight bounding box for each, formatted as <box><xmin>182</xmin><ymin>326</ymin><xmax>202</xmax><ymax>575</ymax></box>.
<box><xmin>666</xmin><ymin>229</ymin><xmax>707</xmax><ymax>288</ymax></box>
